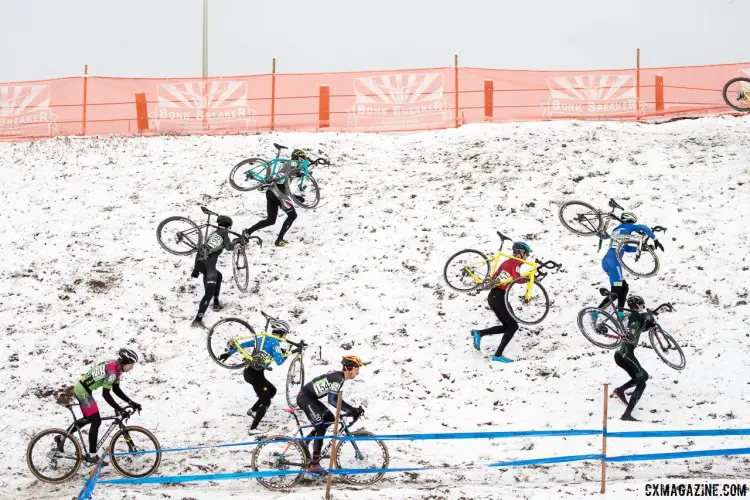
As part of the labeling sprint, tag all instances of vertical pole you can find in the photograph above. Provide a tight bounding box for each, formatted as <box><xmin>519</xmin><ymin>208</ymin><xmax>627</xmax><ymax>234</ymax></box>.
<box><xmin>271</xmin><ymin>57</ymin><xmax>276</xmax><ymax>131</ymax></box>
<box><xmin>82</xmin><ymin>64</ymin><xmax>88</xmax><ymax>136</ymax></box>
<box><xmin>635</xmin><ymin>48</ymin><xmax>641</xmax><ymax>121</ymax></box>
<box><xmin>324</xmin><ymin>391</ymin><xmax>344</xmax><ymax>499</ymax></box>
<box><xmin>600</xmin><ymin>383</ymin><xmax>609</xmax><ymax>494</ymax></box>
<box><xmin>202</xmin><ymin>0</ymin><xmax>208</xmax><ymax>78</ymax></box>
<box><xmin>319</xmin><ymin>85</ymin><xmax>330</xmax><ymax>129</ymax></box>
<box><xmin>655</xmin><ymin>74</ymin><xmax>664</xmax><ymax>113</ymax></box>
<box><xmin>454</xmin><ymin>52</ymin><xmax>459</xmax><ymax>128</ymax></box>
<box><xmin>135</xmin><ymin>93</ymin><xmax>149</xmax><ymax>133</ymax></box>
<box><xmin>484</xmin><ymin>79</ymin><xmax>493</xmax><ymax>121</ymax></box>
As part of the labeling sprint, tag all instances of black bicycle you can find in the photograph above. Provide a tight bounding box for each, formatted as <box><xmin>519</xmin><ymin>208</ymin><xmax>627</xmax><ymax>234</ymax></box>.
<box><xmin>251</xmin><ymin>410</ymin><xmax>389</xmax><ymax>490</ymax></box>
<box><xmin>156</xmin><ymin>205</ymin><xmax>262</xmax><ymax>292</ymax></box>
<box><xmin>26</xmin><ymin>404</ymin><xmax>161</xmax><ymax>483</ymax></box>
<box><xmin>722</xmin><ymin>76</ymin><xmax>750</xmax><ymax>113</ymax></box>
<box><xmin>577</xmin><ymin>287</ymin><xmax>686</xmax><ymax>370</ymax></box>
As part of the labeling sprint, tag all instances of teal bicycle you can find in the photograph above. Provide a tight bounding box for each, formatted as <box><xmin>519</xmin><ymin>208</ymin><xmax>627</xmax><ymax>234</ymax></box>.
<box><xmin>228</xmin><ymin>143</ymin><xmax>328</xmax><ymax>209</ymax></box>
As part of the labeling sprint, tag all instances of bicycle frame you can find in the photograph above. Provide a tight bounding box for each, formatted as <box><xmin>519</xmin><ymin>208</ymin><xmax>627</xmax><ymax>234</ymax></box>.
<box><xmin>62</xmin><ymin>404</ymin><xmax>130</xmax><ymax>455</ymax></box>
<box><xmin>283</xmin><ymin>411</ymin><xmax>364</xmax><ymax>462</ymax></box>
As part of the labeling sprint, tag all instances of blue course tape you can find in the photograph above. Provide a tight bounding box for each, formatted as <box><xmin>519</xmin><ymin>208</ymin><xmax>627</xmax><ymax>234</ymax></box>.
<box><xmin>607</xmin><ymin>447</ymin><xmax>750</xmax><ymax>463</ymax></box>
<box><xmin>607</xmin><ymin>428</ymin><xmax>750</xmax><ymax>438</ymax></box>
<box><xmin>100</xmin><ymin>469</ymin><xmax>306</xmax><ymax>486</ymax></box>
<box><xmin>489</xmin><ymin>453</ymin><xmax>604</xmax><ymax>467</ymax></box>
<box><xmin>77</xmin><ymin>454</ymin><xmax>107</xmax><ymax>499</ymax></box>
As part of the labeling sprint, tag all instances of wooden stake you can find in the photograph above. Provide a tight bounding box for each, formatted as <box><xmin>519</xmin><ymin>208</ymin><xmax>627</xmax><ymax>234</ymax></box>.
<box><xmin>324</xmin><ymin>390</ymin><xmax>344</xmax><ymax>499</ymax></box>
<box><xmin>655</xmin><ymin>74</ymin><xmax>664</xmax><ymax>113</ymax></box>
<box><xmin>82</xmin><ymin>65</ymin><xmax>88</xmax><ymax>136</ymax></box>
<box><xmin>636</xmin><ymin>48</ymin><xmax>641</xmax><ymax>121</ymax></box>
<box><xmin>601</xmin><ymin>383</ymin><xmax>609</xmax><ymax>494</ymax></box>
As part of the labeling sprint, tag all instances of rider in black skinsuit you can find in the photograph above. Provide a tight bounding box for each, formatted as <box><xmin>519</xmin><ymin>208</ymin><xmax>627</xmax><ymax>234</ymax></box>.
<box><xmin>613</xmin><ymin>295</ymin><xmax>652</xmax><ymax>421</ymax></box>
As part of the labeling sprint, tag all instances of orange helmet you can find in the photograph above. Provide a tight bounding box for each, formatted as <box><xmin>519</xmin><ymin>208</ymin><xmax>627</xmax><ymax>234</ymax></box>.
<box><xmin>342</xmin><ymin>355</ymin><xmax>364</xmax><ymax>368</ymax></box>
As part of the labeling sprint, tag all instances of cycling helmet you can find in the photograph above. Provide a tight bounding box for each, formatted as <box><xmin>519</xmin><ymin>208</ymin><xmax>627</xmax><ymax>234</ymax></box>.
<box><xmin>269</xmin><ymin>318</ymin><xmax>290</xmax><ymax>335</ymax></box>
<box><xmin>118</xmin><ymin>348</ymin><xmax>139</xmax><ymax>365</ymax></box>
<box><xmin>342</xmin><ymin>355</ymin><xmax>364</xmax><ymax>368</ymax></box>
<box><xmin>627</xmin><ymin>295</ymin><xmax>645</xmax><ymax>310</ymax></box>
<box><xmin>512</xmin><ymin>241</ymin><xmax>532</xmax><ymax>256</ymax></box>
<box><xmin>291</xmin><ymin>149</ymin><xmax>309</xmax><ymax>161</ymax></box>
<box><xmin>620</xmin><ymin>212</ymin><xmax>637</xmax><ymax>224</ymax></box>
<box><xmin>216</xmin><ymin>215</ymin><xmax>233</xmax><ymax>228</ymax></box>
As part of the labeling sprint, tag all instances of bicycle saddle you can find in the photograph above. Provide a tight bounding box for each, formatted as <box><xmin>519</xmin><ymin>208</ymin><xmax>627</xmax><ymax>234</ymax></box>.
<box><xmin>201</xmin><ymin>206</ymin><xmax>218</xmax><ymax>216</ymax></box>
<box><xmin>608</xmin><ymin>198</ymin><xmax>623</xmax><ymax>210</ymax></box>
<box><xmin>273</xmin><ymin>143</ymin><xmax>288</xmax><ymax>150</ymax></box>
<box><xmin>599</xmin><ymin>287</ymin><xmax>617</xmax><ymax>297</ymax></box>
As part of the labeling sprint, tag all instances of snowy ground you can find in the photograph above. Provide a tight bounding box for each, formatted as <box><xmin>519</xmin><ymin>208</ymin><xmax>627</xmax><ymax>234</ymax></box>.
<box><xmin>1</xmin><ymin>117</ymin><xmax>750</xmax><ymax>500</ymax></box>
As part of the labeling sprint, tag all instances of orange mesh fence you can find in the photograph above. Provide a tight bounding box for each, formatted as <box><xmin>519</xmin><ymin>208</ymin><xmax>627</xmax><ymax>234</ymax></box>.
<box><xmin>0</xmin><ymin>62</ymin><xmax>747</xmax><ymax>140</ymax></box>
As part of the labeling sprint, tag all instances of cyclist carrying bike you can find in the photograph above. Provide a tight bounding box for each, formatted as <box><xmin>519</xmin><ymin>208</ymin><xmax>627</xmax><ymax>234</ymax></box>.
<box><xmin>296</xmin><ymin>355</ymin><xmax>366</xmax><ymax>475</ymax></box>
<box><xmin>598</xmin><ymin>213</ymin><xmax>664</xmax><ymax>317</ymax></box>
<box><xmin>242</xmin><ymin>149</ymin><xmax>308</xmax><ymax>248</ymax></box>
<box><xmin>73</xmin><ymin>348</ymin><xmax>141</xmax><ymax>464</ymax></box>
<box><xmin>191</xmin><ymin>214</ymin><xmax>242</xmax><ymax>328</ymax></box>
<box><xmin>613</xmin><ymin>295</ymin><xmax>651</xmax><ymax>421</ymax></box>
<box><xmin>471</xmin><ymin>241</ymin><xmax>531</xmax><ymax>363</ymax></box>
<box><xmin>223</xmin><ymin>317</ymin><xmax>295</xmax><ymax>432</ymax></box>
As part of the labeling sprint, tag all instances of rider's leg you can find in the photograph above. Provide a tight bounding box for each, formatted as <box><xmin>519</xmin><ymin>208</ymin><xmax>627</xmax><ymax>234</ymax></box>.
<box><xmin>245</xmin><ymin>190</ymin><xmax>279</xmax><ymax>236</ymax></box>
<box><xmin>194</xmin><ymin>256</ymin><xmax>219</xmax><ymax>323</ymax></box>
<box><xmin>212</xmin><ymin>270</ymin><xmax>222</xmax><ymax>308</ymax></box>
<box><xmin>276</xmin><ymin>204</ymin><xmax>297</xmax><ymax>244</ymax></box>
<box><xmin>477</xmin><ymin>288</ymin><xmax>507</xmax><ymax>337</ymax></box>
<box><xmin>244</xmin><ymin>367</ymin><xmax>277</xmax><ymax>430</ymax></box>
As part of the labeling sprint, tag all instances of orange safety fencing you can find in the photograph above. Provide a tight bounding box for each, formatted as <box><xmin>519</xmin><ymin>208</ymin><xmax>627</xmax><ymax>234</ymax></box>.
<box><xmin>0</xmin><ymin>62</ymin><xmax>748</xmax><ymax>139</ymax></box>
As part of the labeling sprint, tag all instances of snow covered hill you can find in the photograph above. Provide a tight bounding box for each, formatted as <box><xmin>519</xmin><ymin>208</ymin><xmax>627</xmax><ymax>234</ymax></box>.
<box><xmin>1</xmin><ymin>117</ymin><xmax>750</xmax><ymax>500</ymax></box>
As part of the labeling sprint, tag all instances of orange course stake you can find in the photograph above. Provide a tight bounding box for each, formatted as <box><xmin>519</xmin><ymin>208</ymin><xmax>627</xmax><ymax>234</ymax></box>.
<box><xmin>484</xmin><ymin>80</ymin><xmax>494</xmax><ymax>121</ymax></box>
<box><xmin>319</xmin><ymin>85</ymin><xmax>330</xmax><ymax>129</ymax></box>
<box><xmin>636</xmin><ymin>48</ymin><xmax>641</xmax><ymax>120</ymax></box>
<box><xmin>135</xmin><ymin>93</ymin><xmax>149</xmax><ymax>133</ymax></box>
<box><xmin>655</xmin><ymin>75</ymin><xmax>664</xmax><ymax>113</ymax></box>
<box><xmin>454</xmin><ymin>53</ymin><xmax>459</xmax><ymax>128</ymax></box>
<box><xmin>82</xmin><ymin>64</ymin><xmax>89</xmax><ymax>136</ymax></box>
<box><xmin>271</xmin><ymin>57</ymin><xmax>276</xmax><ymax>131</ymax></box>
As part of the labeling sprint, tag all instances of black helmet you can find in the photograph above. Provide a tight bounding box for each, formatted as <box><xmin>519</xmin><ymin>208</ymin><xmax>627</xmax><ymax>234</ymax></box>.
<box><xmin>118</xmin><ymin>348</ymin><xmax>139</xmax><ymax>365</ymax></box>
<box><xmin>216</xmin><ymin>215</ymin><xmax>233</xmax><ymax>228</ymax></box>
<box><xmin>627</xmin><ymin>295</ymin><xmax>645</xmax><ymax>310</ymax></box>
<box><xmin>291</xmin><ymin>149</ymin><xmax>309</xmax><ymax>161</ymax></box>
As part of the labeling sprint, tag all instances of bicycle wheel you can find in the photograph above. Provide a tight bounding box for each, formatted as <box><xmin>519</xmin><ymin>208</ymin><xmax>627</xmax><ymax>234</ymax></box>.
<box><xmin>504</xmin><ymin>278</ymin><xmax>550</xmax><ymax>325</ymax></box>
<box><xmin>207</xmin><ymin>317</ymin><xmax>255</xmax><ymax>369</ymax></box>
<box><xmin>558</xmin><ymin>201</ymin><xmax>603</xmax><ymax>236</ymax></box>
<box><xmin>251</xmin><ymin>435</ymin><xmax>307</xmax><ymax>490</ymax></box>
<box><xmin>229</xmin><ymin>158</ymin><xmax>268</xmax><ymax>191</ymax></box>
<box><xmin>232</xmin><ymin>244</ymin><xmax>249</xmax><ymax>292</ymax></box>
<box><xmin>109</xmin><ymin>426</ymin><xmax>162</xmax><ymax>478</ymax></box>
<box><xmin>649</xmin><ymin>326</ymin><xmax>686</xmax><ymax>371</ymax></box>
<box><xmin>156</xmin><ymin>216</ymin><xmax>202</xmax><ymax>255</ymax></box>
<box><xmin>26</xmin><ymin>428</ymin><xmax>82</xmax><ymax>483</ymax></box>
<box><xmin>615</xmin><ymin>242</ymin><xmax>659</xmax><ymax>278</ymax></box>
<box><xmin>443</xmin><ymin>249</ymin><xmax>490</xmax><ymax>292</ymax></box>
<box><xmin>722</xmin><ymin>77</ymin><xmax>750</xmax><ymax>113</ymax></box>
<box><xmin>285</xmin><ymin>356</ymin><xmax>305</xmax><ymax>409</ymax></box>
<box><xmin>577</xmin><ymin>307</ymin><xmax>623</xmax><ymax>349</ymax></box>
<box><xmin>336</xmin><ymin>431</ymin><xmax>390</xmax><ymax>485</ymax></box>
<box><xmin>284</xmin><ymin>168</ymin><xmax>320</xmax><ymax>209</ymax></box>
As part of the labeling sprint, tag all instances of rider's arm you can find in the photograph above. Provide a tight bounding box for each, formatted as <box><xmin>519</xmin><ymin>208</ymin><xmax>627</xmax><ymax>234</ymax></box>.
<box><xmin>327</xmin><ymin>392</ymin><xmax>356</xmax><ymax>413</ymax></box>
<box><xmin>101</xmin><ymin>388</ymin><xmax>123</xmax><ymax>411</ymax></box>
<box><xmin>220</xmin><ymin>229</ymin><xmax>234</xmax><ymax>251</ymax></box>
<box><xmin>112</xmin><ymin>383</ymin><xmax>133</xmax><ymax>405</ymax></box>
<box><xmin>234</xmin><ymin>336</ymin><xmax>257</xmax><ymax>361</ymax></box>
<box><xmin>621</xmin><ymin>223</ymin><xmax>658</xmax><ymax>241</ymax></box>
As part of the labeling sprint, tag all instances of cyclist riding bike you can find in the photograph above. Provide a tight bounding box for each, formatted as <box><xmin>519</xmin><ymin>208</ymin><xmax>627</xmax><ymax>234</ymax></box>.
<box><xmin>612</xmin><ymin>295</ymin><xmax>652</xmax><ymax>421</ymax></box>
<box><xmin>242</xmin><ymin>149</ymin><xmax>309</xmax><ymax>248</ymax></box>
<box><xmin>221</xmin><ymin>317</ymin><xmax>295</xmax><ymax>432</ymax></box>
<box><xmin>73</xmin><ymin>348</ymin><xmax>141</xmax><ymax>464</ymax></box>
<box><xmin>471</xmin><ymin>241</ymin><xmax>531</xmax><ymax>363</ymax></box>
<box><xmin>598</xmin><ymin>213</ymin><xmax>664</xmax><ymax>318</ymax></box>
<box><xmin>296</xmin><ymin>355</ymin><xmax>366</xmax><ymax>476</ymax></box>
<box><xmin>191</xmin><ymin>214</ymin><xmax>243</xmax><ymax>328</ymax></box>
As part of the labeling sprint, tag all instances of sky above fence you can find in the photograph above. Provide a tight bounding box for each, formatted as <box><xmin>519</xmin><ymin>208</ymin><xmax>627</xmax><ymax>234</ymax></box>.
<box><xmin>2</xmin><ymin>0</ymin><xmax>745</xmax><ymax>82</ymax></box>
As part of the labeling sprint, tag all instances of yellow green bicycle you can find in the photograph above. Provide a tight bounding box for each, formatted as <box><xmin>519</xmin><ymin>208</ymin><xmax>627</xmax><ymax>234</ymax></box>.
<box><xmin>443</xmin><ymin>231</ymin><xmax>562</xmax><ymax>324</ymax></box>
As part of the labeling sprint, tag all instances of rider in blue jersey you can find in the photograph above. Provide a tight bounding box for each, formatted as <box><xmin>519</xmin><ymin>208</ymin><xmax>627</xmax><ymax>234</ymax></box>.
<box><xmin>599</xmin><ymin>212</ymin><xmax>664</xmax><ymax>316</ymax></box>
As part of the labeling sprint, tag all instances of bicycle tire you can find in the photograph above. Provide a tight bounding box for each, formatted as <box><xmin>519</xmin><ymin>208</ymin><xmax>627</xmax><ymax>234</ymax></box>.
<box><xmin>336</xmin><ymin>430</ymin><xmax>390</xmax><ymax>485</ymax></box>
<box><xmin>109</xmin><ymin>426</ymin><xmax>162</xmax><ymax>478</ymax></box>
<box><xmin>443</xmin><ymin>249</ymin><xmax>490</xmax><ymax>292</ymax></box>
<box><xmin>232</xmin><ymin>244</ymin><xmax>249</xmax><ymax>292</ymax></box>
<box><xmin>558</xmin><ymin>201</ymin><xmax>603</xmax><ymax>236</ymax></box>
<box><xmin>649</xmin><ymin>326</ymin><xmax>686</xmax><ymax>371</ymax></box>
<box><xmin>615</xmin><ymin>241</ymin><xmax>659</xmax><ymax>278</ymax></box>
<box><xmin>577</xmin><ymin>307</ymin><xmax>623</xmax><ymax>349</ymax></box>
<box><xmin>229</xmin><ymin>158</ymin><xmax>268</xmax><ymax>191</ymax></box>
<box><xmin>26</xmin><ymin>428</ymin><xmax>82</xmax><ymax>483</ymax></box>
<box><xmin>503</xmin><ymin>278</ymin><xmax>550</xmax><ymax>325</ymax></box>
<box><xmin>156</xmin><ymin>216</ymin><xmax>202</xmax><ymax>255</ymax></box>
<box><xmin>251</xmin><ymin>434</ymin><xmax>307</xmax><ymax>490</ymax></box>
<box><xmin>722</xmin><ymin>77</ymin><xmax>750</xmax><ymax>113</ymax></box>
<box><xmin>284</xmin><ymin>168</ymin><xmax>320</xmax><ymax>209</ymax></box>
<box><xmin>206</xmin><ymin>317</ymin><xmax>255</xmax><ymax>369</ymax></box>
<box><xmin>285</xmin><ymin>356</ymin><xmax>305</xmax><ymax>409</ymax></box>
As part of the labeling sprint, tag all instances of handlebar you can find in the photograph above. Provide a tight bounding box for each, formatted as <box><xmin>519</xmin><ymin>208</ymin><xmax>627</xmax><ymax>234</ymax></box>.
<box><xmin>534</xmin><ymin>259</ymin><xmax>562</xmax><ymax>270</ymax></box>
<box><xmin>311</xmin><ymin>158</ymin><xmax>330</xmax><ymax>166</ymax></box>
<box><xmin>652</xmin><ymin>226</ymin><xmax>667</xmax><ymax>233</ymax></box>
<box><xmin>654</xmin><ymin>302</ymin><xmax>676</xmax><ymax>314</ymax></box>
